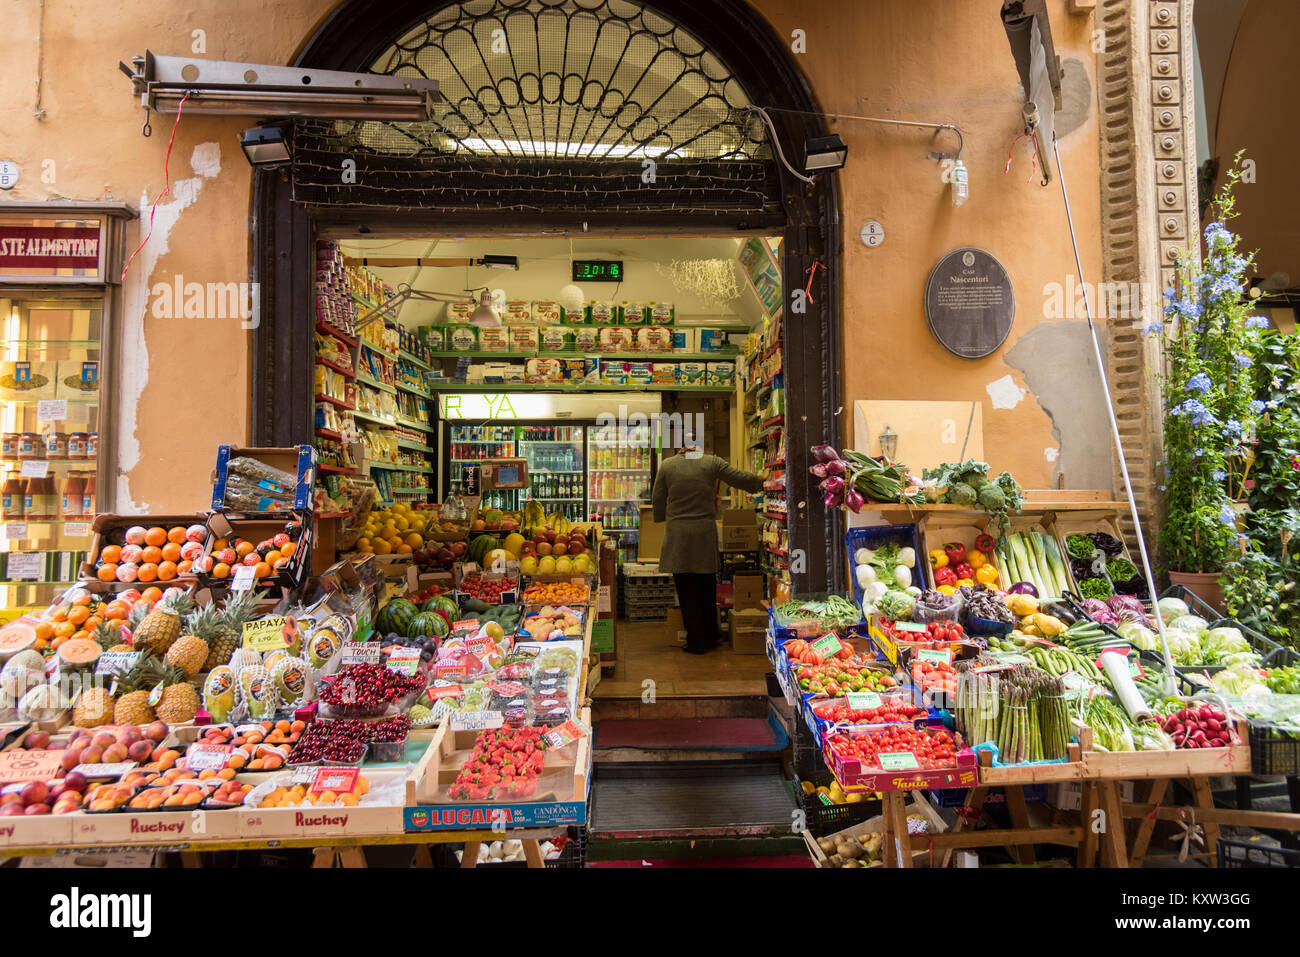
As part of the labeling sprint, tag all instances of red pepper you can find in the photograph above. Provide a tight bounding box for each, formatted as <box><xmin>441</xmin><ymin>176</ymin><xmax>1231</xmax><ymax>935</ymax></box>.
<box><xmin>974</xmin><ymin>533</ymin><xmax>996</xmax><ymax>553</ymax></box>
<box><xmin>933</xmin><ymin>566</ymin><xmax>958</xmax><ymax>586</ymax></box>
<box><xmin>943</xmin><ymin>542</ymin><xmax>967</xmax><ymax>564</ymax></box>
<box><xmin>953</xmin><ymin>562</ymin><xmax>974</xmax><ymax>581</ymax></box>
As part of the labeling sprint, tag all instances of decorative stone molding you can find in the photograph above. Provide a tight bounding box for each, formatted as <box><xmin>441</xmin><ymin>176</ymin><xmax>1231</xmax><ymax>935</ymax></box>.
<box><xmin>1095</xmin><ymin>0</ymin><xmax>1198</xmax><ymax>549</ymax></box>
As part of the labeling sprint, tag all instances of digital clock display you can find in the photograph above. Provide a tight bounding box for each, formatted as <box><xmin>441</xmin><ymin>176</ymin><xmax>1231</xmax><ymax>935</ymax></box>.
<box><xmin>572</xmin><ymin>260</ymin><xmax>624</xmax><ymax>282</ymax></box>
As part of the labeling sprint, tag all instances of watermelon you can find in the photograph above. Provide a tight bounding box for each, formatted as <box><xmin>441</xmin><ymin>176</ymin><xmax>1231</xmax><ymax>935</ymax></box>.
<box><xmin>375</xmin><ymin>598</ymin><xmax>418</xmax><ymax>636</ymax></box>
<box><xmin>422</xmin><ymin>595</ymin><xmax>459</xmax><ymax>620</ymax></box>
<box><xmin>407</xmin><ymin>611</ymin><xmax>449</xmax><ymax>639</ymax></box>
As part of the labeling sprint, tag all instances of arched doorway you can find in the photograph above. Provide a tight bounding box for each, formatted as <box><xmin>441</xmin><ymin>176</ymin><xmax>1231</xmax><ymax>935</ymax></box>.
<box><xmin>254</xmin><ymin>0</ymin><xmax>845</xmax><ymax>591</ymax></box>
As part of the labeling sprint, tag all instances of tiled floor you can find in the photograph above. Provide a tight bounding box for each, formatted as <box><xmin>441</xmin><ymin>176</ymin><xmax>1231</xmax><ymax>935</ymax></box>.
<box><xmin>594</xmin><ymin>618</ymin><xmax>770</xmax><ymax>699</ymax></box>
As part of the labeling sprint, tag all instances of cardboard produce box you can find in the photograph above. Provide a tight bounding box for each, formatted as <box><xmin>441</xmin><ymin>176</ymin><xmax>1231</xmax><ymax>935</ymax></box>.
<box><xmin>719</xmin><ymin>508</ymin><xmax>759</xmax><ymax>551</ymax></box>
<box><xmin>732</xmin><ymin>571</ymin><xmax>765</xmax><ymax>612</ymax></box>
<box><xmin>730</xmin><ymin>607</ymin><xmax>767</xmax><ymax>654</ymax></box>
<box><xmin>637</xmin><ymin>504</ymin><xmax>664</xmax><ymax>562</ymax></box>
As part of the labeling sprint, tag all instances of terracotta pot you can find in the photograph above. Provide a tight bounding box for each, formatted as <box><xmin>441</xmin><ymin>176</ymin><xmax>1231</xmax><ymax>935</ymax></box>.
<box><xmin>1167</xmin><ymin>570</ymin><xmax>1226</xmax><ymax>615</ymax></box>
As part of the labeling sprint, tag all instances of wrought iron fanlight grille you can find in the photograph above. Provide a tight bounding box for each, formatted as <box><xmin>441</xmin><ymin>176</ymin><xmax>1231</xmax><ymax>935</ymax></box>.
<box><xmin>291</xmin><ymin>0</ymin><xmax>780</xmax><ymax>217</ymax></box>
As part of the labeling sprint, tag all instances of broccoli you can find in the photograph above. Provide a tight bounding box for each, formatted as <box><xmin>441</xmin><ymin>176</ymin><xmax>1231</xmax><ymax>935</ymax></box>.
<box><xmin>977</xmin><ymin>484</ymin><xmax>1005</xmax><ymax>511</ymax></box>
<box><xmin>946</xmin><ymin>482</ymin><xmax>978</xmax><ymax>506</ymax></box>
<box><xmin>968</xmin><ymin>473</ymin><xmax>991</xmax><ymax>490</ymax></box>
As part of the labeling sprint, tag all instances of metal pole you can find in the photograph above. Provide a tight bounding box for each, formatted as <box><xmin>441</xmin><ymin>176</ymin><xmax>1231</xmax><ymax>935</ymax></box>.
<box><xmin>1051</xmin><ymin>133</ymin><xmax>1176</xmax><ymax>694</ymax></box>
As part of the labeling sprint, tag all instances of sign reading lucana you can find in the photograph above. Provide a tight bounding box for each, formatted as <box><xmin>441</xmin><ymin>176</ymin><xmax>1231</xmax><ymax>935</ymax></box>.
<box><xmin>0</xmin><ymin>225</ymin><xmax>100</xmax><ymax>269</ymax></box>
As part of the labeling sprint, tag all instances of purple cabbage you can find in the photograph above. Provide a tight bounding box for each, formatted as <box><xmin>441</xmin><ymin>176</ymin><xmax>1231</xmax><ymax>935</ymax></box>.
<box><xmin>1107</xmin><ymin>593</ymin><xmax>1149</xmax><ymax>624</ymax></box>
<box><xmin>1081</xmin><ymin>598</ymin><xmax>1119</xmax><ymax>625</ymax></box>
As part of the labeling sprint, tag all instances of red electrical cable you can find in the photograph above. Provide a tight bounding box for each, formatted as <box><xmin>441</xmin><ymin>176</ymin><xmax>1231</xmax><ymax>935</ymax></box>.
<box><xmin>120</xmin><ymin>92</ymin><xmax>191</xmax><ymax>282</ymax></box>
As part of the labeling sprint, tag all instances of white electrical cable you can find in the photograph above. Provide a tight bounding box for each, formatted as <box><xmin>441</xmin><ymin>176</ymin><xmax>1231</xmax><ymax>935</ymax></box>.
<box><xmin>1052</xmin><ymin>133</ymin><xmax>1177</xmax><ymax>695</ymax></box>
<box><xmin>745</xmin><ymin>106</ymin><xmax>815</xmax><ymax>185</ymax></box>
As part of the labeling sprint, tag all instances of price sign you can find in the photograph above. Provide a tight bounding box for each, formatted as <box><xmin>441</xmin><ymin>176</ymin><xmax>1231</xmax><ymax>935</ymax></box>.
<box><xmin>310</xmin><ymin>766</ymin><xmax>360</xmax><ymax>795</ymax></box>
<box><xmin>1059</xmin><ymin>671</ymin><xmax>1101</xmax><ymax>698</ymax></box>
<box><xmin>878</xmin><ymin>751</ymin><xmax>920</xmax><ymax>770</ymax></box>
<box><xmin>811</xmin><ymin>633</ymin><xmax>843</xmax><ymax>657</ymax></box>
<box><xmin>185</xmin><ymin>744</ymin><xmax>234</xmax><ymax>772</ymax></box>
<box><xmin>71</xmin><ymin>762</ymin><xmax>136</xmax><ymax>780</ymax></box>
<box><xmin>242</xmin><ymin>616</ymin><xmax>295</xmax><ymax>652</ymax></box>
<box><xmin>6</xmin><ymin>552</ymin><xmax>43</xmax><ymax>580</ymax></box>
<box><xmin>845</xmin><ymin>691</ymin><xmax>883</xmax><ymax>710</ymax></box>
<box><xmin>385</xmin><ymin>648</ymin><xmax>421</xmax><ymax>675</ymax></box>
<box><xmin>231</xmin><ymin>565</ymin><xmax>256</xmax><ymax>592</ymax></box>
<box><xmin>990</xmin><ymin>652</ymin><xmax>1032</xmax><ymax>665</ymax></box>
<box><xmin>94</xmin><ymin>651</ymin><xmax>137</xmax><ymax>677</ymax></box>
<box><xmin>37</xmin><ymin>399</ymin><xmax>67</xmax><ymax>422</ymax></box>
<box><xmin>916</xmin><ymin>648</ymin><xmax>953</xmax><ymax>665</ymax></box>
<box><xmin>62</xmin><ymin>522</ymin><xmax>89</xmax><ymax>537</ymax></box>
<box><xmin>427</xmin><ymin>683</ymin><xmax>464</xmax><ymax>701</ymax></box>
<box><xmin>894</xmin><ymin>622</ymin><xmax>928</xmax><ymax>634</ymax></box>
<box><xmin>340</xmin><ymin>642</ymin><xmax>382</xmax><ymax>666</ymax></box>
<box><xmin>451</xmin><ymin>619</ymin><xmax>480</xmax><ymax>633</ymax></box>
<box><xmin>19</xmin><ymin>460</ymin><xmax>48</xmax><ymax>479</ymax></box>
<box><xmin>3</xmin><ymin>523</ymin><xmax>26</xmax><ymax>540</ymax></box>
<box><xmin>1095</xmin><ymin>649</ymin><xmax>1144</xmax><ymax>680</ymax></box>
<box><xmin>449</xmin><ymin>710</ymin><xmax>505</xmax><ymax>732</ymax></box>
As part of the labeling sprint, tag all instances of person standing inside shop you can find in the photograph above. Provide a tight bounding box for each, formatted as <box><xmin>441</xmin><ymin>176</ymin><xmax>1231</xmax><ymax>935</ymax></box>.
<box><xmin>652</xmin><ymin>448</ymin><xmax>765</xmax><ymax>654</ymax></box>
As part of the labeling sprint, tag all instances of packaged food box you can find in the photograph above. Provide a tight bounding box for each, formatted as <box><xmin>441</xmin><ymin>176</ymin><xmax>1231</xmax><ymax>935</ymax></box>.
<box><xmin>698</xmin><ymin>328</ymin><xmax>728</xmax><ymax>352</ymax></box>
<box><xmin>504</xmin><ymin>301</ymin><xmax>532</xmax><ymax>324</ymax></box>
<box><xmin>508</xmin><ymin>325</ymin><xmax>539</xmax><ymax>353</ymax></box>
<box><xmin>601</xmin><ymin>360</ymin><xmax>629</xmax><ymax>385</ymax></box>
<box><xmin>637</xmin><ymin>327</ymin><xmax>673</xmax><ymax>352</ymax></box>
<box><xmin>649</xmin><ymin>301</ymin><xmax>675</xmax><ymax>325</ymax></box>
<box><xmin>627</xmin><ymin>362</ymin><xmax>653</xmax><ymax>385</ymax></box>
<box><xmin>541</xmin><ymin>326</ymin><xmax>571</xmax><ymax>352</ymax></box>
<box><xmin>478</xmin><ymin>326</ymin><xmax>510</xmax><ymax>352</ymax></box>
<box><xmin>446</xmin><ymin>325</ymin><xmax>478</xmax><ymax>352</ymax></box>
<box><xmin>705</xmin><ymin>361</ymin><xmax>735</xmax><ymax>386</ymax></box>
<box><xmin>525</xmin><ymin>358</ymin><xmax>563</xmax><ymax>384</ymax></box>
<box><xmin>0</xmin><ymin>361</ymin><xmax>57</xmax><ymax>401</ymax></box>
<box><xmin>573</xmin><ymin>327</ymin><xmax>599</xmax><ymax>351</ymax></box>
<box><xmin>650</xmin><ymin>363</ymin><xmax>676</xmax><ymax>385</ymax></box>
<box><xmin>445</xmin><ymin>301</ymin><xmax>473</xmax><ymax>323</ymax></box>
<box><xmin>499</xmin><ymin>364</ymin><xmax>526</xmax><ymax>383</ymax></box>
<box><xmin>419</xmin><ymin>326</ymin><xmax>444</xmax><ymax>351</ymax></box>
<box><xmin>598</xmin><ymin>327</ymin><xmax>634</xmax><ymax>352</ymax></box>
<box><xmin>532</xmin><ymin>301</ymin><xmax>563</xmax><ymax>325</ymax></box>
<box><xmin>562</xmin><ymin>358</ymin><xmax>590</xmax><ymax>382</ymax></box>
<box><xmin>56</xmin><ymin>360</ymin><xmax>100</xmax><ymax>399</ymax></box>
<box><xmin>481</xmin><ymin>361</ymin><xmax>518</xmax><ymax>383</ymax></box>
<box><xmin>676</xmin><ymin>361</ymin><xmax>706</xmax><ymax>386</ymax></box>
<box><xmin>586</xmin><ymin>301</ymin><xmax>615</xmax><ymax>325</ymax></box>
<box><xmin>620</xmin><ymin>302</ymin><xmax>647</xmax><ymax>325</ymax></box>
<box><xmin>670</xmin><ymin>327</ymin><xmax>698</xmax><ymax>352</ymax></box>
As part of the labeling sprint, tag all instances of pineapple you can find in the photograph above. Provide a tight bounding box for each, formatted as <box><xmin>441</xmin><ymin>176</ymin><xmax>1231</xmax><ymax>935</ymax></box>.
<box><xmin>113</xmin><ymin>652</ymin><xmax>164</xmax><ymax>725</ymax></box>
<box><xmin>207</xmin><ymin>588</ymin><xmax>261</xmax><ymax>671</ymax></box>
<box><xmin>155</xmin><ymin>664</ymin><xmax>200</xmax><ymax>724</ymax></box>
<box><xmin>133</xmin><ymin>591</ymin><xmax>194</xmax><ymax>656</ymax></box>
<box><xmin>165</xmin><ymin>636</ymin><xmax>208</xmax><ymax>679</ymax></box>
<box><xmin>73</xmin><ymin>686</ymin><xmax>114</xmax><ymax>728</ymax></box>
<box><xmin>94</xmin><ymin>619</ymin><xmax>130</xmax><ymax>654</ymax></box>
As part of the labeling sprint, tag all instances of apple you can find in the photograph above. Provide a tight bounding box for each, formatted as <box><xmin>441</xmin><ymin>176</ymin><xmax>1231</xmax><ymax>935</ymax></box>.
<box><xmin>532</xmin><ymin>533</ymin><xmax>547</xmax><ymax>545</ymax></box>
<box><xmin>544</xmin><ymin>530</ymin><xmax>557</xmax><ymax>543</ymax></box>
<box><xmin>450</xmin><ymin>541</ymin><xmax>467</xmax><ymax>557</ymax></box>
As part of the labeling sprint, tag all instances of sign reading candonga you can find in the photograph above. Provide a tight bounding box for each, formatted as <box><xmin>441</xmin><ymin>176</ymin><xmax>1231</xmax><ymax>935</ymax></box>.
<box><xmin>924</xmin><ymin>247</ymin><xmax>1015</xmax><ymax>359</ymax></box>
<box><xmin>0</xmin><ymin>224</ymin><xmax>100</xmax><ymax>270</ymax></box>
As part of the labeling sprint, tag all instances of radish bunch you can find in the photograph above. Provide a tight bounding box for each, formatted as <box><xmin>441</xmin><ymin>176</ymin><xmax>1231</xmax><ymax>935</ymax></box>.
<box><xmin>1160</xmin><ymin>703</ymin><xmax>1236</xmax><ymax>749</ymax></box>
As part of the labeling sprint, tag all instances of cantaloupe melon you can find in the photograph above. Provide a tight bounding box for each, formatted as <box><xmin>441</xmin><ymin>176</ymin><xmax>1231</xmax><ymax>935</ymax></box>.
<box><xmin>57</xmin><ymin>638</ymin><xmax>102</xmax><ymax>672</ymax></box>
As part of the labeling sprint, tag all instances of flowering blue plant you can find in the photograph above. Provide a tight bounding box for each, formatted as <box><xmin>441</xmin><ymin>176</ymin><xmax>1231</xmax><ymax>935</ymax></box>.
<box><xmin>1156</xmin><ymin>162</ymin><xmax>1267</xmax><ymax>574</ymax></box>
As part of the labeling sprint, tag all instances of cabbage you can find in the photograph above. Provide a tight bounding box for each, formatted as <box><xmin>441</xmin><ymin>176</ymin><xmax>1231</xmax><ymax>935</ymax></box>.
<box><xmin>1157</xmin><ymin>597</ymin><xmax>1189</xmax><ymax>622</ymax></box>
<box><xmin>1200</xmin><ymin>626</ymin><xmax>1252</xmax><ymax>665</ymax></box>
<box><xmin>1081</xmin><ymin>598</ymin><xmax>1118</xmax><ymax>625</ymax></box>
<box><xmin>1212</xmin><ymin>662</ymin><xmax>1270</xmax><ymax>696</ymax></box>
<box><xmin>1168</xmin><ymin>614</ymin><xmax>1210</xmax><ymax>635</ymax></box>
<box><xmin>1116</xmin><ymin>619</ymin><xmax>1159</xmax><ymax>652</ymax></box>
<box><xmin>1163</xmin><ymin>627</ymin><xmax>1201</xmax><ymax>665</ymax></box>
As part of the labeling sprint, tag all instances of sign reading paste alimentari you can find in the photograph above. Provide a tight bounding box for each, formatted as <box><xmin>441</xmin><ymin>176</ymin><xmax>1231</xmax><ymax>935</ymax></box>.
<box><xmin>924</xmin><ymin>247</ymin><xmax>1015</xmax><ymax>359</ymax></box>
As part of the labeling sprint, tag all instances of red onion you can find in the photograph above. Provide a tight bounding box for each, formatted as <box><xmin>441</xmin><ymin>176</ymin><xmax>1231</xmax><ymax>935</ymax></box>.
<box><xmin>843</xmin><ymin>487</ymin><xmax>865</xmax><ymax>513</ymax></box>
<box><xmin>810</xmin><ymin>445</ymin><xmax>842</xmax><ymax>463</ymax></box>
<box><xmin>809</xmin><ymin>463</ymin><xmax>829</xmax><ymax>479</ymax></box>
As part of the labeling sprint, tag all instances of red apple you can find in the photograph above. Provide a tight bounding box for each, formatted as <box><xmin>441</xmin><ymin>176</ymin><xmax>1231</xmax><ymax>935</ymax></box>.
<box><xmin>544</xmin><ymin>530</ymin><xmax>557</xmax><ymax>543</ymax></box>
<box><xmin>450</xmin><ymin>542</ymin><xmax>467</xmax><ymax>557</ymax></box>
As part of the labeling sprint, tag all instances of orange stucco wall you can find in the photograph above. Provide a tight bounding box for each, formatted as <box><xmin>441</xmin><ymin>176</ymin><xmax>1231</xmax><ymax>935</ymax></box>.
<box><xmin>0</xmin><ymin>0</ymin><xmax>1105</xmax><ymax>510</ymax></box>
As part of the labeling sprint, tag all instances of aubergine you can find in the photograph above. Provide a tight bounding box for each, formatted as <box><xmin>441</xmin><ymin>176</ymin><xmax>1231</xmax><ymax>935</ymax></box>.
<box><xmin>1040</xmin><ymin>601</ymin><xmax>1078</xmax><ymax>625</ymax></box>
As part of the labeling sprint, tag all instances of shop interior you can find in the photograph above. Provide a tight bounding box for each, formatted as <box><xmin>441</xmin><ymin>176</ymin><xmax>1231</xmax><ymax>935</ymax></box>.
<box><xmin>311</xmin><ymin>233</ymin><xmax>788</xmax><ymax>694</ymax></box>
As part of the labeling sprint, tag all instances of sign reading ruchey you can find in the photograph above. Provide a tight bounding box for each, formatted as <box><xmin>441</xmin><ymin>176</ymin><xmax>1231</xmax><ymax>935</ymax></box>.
<box><xmin>0</xmin><ymin>225</ymin><xmax>100</xmax><ymax>269</ymax></box>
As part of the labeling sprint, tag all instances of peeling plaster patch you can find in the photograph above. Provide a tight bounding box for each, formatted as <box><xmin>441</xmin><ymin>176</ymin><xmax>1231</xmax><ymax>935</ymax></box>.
<box><xmin>985</xmin><ymin>374</ymin><xmax>1028</xmax><ymax>410</ymax></box>
<box><xmin>1045</xmin><ymin>447</ymin><xmax>1060</xmax><ymax>462</ymax></box>
<box><xmin>116</xmin><ymin>143</ymin><xmax>222</xmax><ymax>511</ymax></box>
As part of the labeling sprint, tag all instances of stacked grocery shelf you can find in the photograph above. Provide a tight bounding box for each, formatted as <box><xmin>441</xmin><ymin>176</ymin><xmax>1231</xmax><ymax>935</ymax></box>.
<box><xmin>740</xmin><ymin>314</ymin><xmax>788</xmax><ymax>587</ymax></box>
<box><xmin>587</xmin><ymin>423</ymin><xmax>651</xmax><ymax>564</ymax></box>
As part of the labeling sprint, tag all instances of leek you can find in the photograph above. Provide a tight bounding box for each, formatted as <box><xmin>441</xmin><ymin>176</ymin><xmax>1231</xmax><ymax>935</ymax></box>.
<box><xmin>1040</xmin><ymin>533</ymin><xmax>1069</xmax><ymax>596</ymax></box>
<box><xmin>1027</xmin><ymin>532</ymin><xmax>1055</xmax><ymax>597</ymax></box>
<box><xmin>1008</xmin><ymin>533</ymin><xmax>1041</xmax><ymax>594</ymax></box>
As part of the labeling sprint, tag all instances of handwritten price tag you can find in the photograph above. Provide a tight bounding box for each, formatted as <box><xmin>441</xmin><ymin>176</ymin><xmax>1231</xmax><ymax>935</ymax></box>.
<box><xmin>449</xmin><ymin>711</ymin><xmax>505</xmax><ymax>732</ymax></box>
<box><xmin>242</xmin><ymin>617</ymin><xmax>293</xmax><ymax>652</ymax></box>
<box><xmin>6</xmin><ymin>552</ymin><xmax>43</xmax><ymax>580</ymax></box>
<box><xmin>3</xmin><ymin>523</ymin><xmax>27</xmax><ymax>541</ymax></box>
<box><xmin>37</xmin><ymin>399</ymin><xmax>67</xmax><ymax>422</ymax></box>
<box><xmin>811</xmin><ymin>633</ymin><xmax>843</xmax><ymax>657</ymax></box>
<box><xmin>340</xmin><ymin>642</ymin><xmax>382</xmax><ymax>666</ymax></box>
<box><xmin>916</xmin><ymin>647</ymin><xmax>953</xmax><ymax>665</ymax></box>
<box><xmin>62</xmin><ymin>522</ymin><xmax>90</xmax><ymax>537</ymax></box>
<box><xmin>845</xmin><ymin>691</ymin><xmax>883</xmax><ymax>710</ymax></box>
<box><xmin>878</xmin><ymin>751</ymin><xmax>920</xmax><ymax>770</ymax></box>
<box><xmin>19</xmin><ymin>460</ymin><xmax>49</xmax><ymax>479</ymax></box>
<box><xmin>231</xmin><ymin>565</ymin><xmax>256</xmax><ymax>592</ymax></box>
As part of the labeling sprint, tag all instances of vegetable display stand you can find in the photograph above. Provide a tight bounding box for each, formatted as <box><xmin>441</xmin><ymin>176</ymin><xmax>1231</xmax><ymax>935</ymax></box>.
<box><xmin>1075</xmin><ymin>720</ymin><xmax>1252</xmax><ymax>780</ymax></box>
<box><xmin>1121</xmin><ymin>781</ymin><xmax>1300</xmax><ymax>868</ymax></box>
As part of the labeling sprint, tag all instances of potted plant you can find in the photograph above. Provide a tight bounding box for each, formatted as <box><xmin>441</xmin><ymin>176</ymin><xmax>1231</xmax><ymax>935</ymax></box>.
<box><xmin>1155</xmin><ymin>163</ymin><xmax>1264</xmax><ymax>611</ymax></box>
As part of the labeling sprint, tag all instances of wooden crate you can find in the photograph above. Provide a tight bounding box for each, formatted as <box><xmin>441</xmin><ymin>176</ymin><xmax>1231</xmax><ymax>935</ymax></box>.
<box><xmin>975</xmin><ymin>743</ymin><xmax>1085</xmax><ymax>785</ymax></box>
<box><xmin>1075</xmin><ymin>720</ymin><xmax>1251</xmax><ymax>779</ymax></box>
<box><xmin>801</xmin><ymin>792</ymin><xmax>946</xmax><ymax>868</ymax></box>
<box><xmin>407</xmin><ymin>707</ymin><xmax>591</xmax><ymax>807</ymax></box>
<box><xmin>1048</xmin><ymin>510</ymin><xmax>1135</xmax><ymax>595</ymax></box>
<box><xmin>917</xmin><ymin>512</ymin><xmax>993</xmax><ymax>589</ymax></box>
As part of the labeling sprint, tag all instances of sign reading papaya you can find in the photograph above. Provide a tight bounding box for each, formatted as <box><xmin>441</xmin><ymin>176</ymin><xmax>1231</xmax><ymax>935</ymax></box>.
<box><xmin>242</xmin><ymin>616</ymin><xmax>296</xmax><ymax>652</ymax></box>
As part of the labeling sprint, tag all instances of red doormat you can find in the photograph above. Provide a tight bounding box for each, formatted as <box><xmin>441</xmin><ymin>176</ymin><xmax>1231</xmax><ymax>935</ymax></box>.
<box><xmin>590</xmin><ymin>855</ymin><xmax>813</xmax><ymax>868</ymax></box>
<box><xmin>593</xmin><ymin>717</ymin><xmax>781</xmax><ymax>750</ymax></box>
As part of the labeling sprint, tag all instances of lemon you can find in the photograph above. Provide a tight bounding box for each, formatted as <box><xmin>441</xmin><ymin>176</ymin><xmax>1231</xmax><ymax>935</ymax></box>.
<box><xmin>373</xmin><ymin>539</ymin><xmax>392</xmax><ymax>555</ymax></box>
<box><xmin>396</xmin><ymin>543</ymin><xmax>413</xmax><ymax>554</ymax></box>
